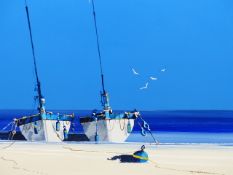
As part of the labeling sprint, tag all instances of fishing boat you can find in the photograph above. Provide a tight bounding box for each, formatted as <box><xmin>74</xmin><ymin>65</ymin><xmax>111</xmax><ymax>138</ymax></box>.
<box><xmin>79</xmin><ymin>0</ymin><xmax>140</xmax><ymax>142</ymax></box>
<box><xmin>15</xmin><ymin>1</ymin><xmax>74</xmax><ymax>142</ymax></box>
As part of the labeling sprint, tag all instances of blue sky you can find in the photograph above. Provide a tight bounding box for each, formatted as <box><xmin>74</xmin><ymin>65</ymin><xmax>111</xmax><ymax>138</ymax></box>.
<box><xmin>0</xmin><ymin>0</ymin><xmax>233</xmax><ymax>110</ymax></box>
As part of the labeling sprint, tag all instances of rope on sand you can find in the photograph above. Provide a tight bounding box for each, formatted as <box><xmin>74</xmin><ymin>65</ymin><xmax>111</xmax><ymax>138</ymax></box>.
<box><xmin>0</xmin><ymin>119</ymin><xmax>47</xmax><ymax>174</ymax></box>
<box><xmin>63</xmin><ymin>146</ymin><xmax>132</xmax><ymax>155</ymax></box>
<box><xmin>149</xmin><ymin>159</ymin><xmax>225</xmax><ymax>175</ymax></box>
<box><xmin>0</xmin><ymin>156</ymin><xmax>47</xmax><ymax>175</ymax></box>
<box><xmin>0</xmin><ymin>156</ymin><xmax>18</xmax><ymax>166</ymax></box>
<box><xmin>63</xmin><ymin>144</ymin><xmax>224</xmax><ymax>175</ymax></box>
<box><xmin>1</xmin><ymin>141</ymin><xmax>16</xmax><ymax>150</ymax></box>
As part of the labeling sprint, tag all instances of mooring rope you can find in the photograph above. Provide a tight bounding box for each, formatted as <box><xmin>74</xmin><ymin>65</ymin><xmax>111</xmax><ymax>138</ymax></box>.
<box><xmin>149</xmin><ymin>159</ymin><xmax>224</xmax><ymax>175</ymax></box>
<box><xmin>63</xmin><ymin>145</ymin><xmax>132</xmax><ymax>155</ymax></box>
<box><xmin>8</xmin><ymin>121</ymin><xmax>16</xmax><ymax>140</ymax></box>
<box><xmin>1</xmin><ymin>141</ymin><xmax>16</xmax><ymax>150</ymax></box>
<box><xmin>1</xmin><ymin>120</ymin><xmax>17</xmax><ymax>150</ymax></box>
<box><xmin>137</xmin><ymin>116</ymin><xmax>159</xmax><ymax>145</ymax></box>
<box><xmin>0</xmin><ymin>122</ymin><xmax>13</xmax><ymax>132</ymax></box>
<box><xmin>62</xmin><ymin>143</ymin><xmax>222</xmax><ymax>175</ymax></box>
<box><xmin>0</xmin><ymin>156</ymin><xmax>47</xmax><ymax>175</ymax></box>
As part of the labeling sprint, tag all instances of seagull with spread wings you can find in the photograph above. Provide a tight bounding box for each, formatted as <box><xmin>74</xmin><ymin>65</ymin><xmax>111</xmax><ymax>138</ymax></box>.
<box><xmin>140</xmin><ymin>82</ymin><xmax>149</xmax><ymax>90</ymax></box>
<box><xmin>150</xmin><ymin>76</ymin><xmax>158</xmax><ymax>81</ymax></box>
<box><xmin>132</xmin><ymin>68</ymin><xmax>140</xmax><ymax>75</ymax></box>
<box><xmin>161</xmin><ymin>68</ymin><xmax>166</xmax><ymax>72</ymax></box>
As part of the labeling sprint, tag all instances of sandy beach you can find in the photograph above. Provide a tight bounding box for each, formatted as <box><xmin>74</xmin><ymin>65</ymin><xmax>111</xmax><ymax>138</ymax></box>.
<box><xmin>0</xmin><ymin>141</ymin><xmax>232</xmax><ymax>175</ymax></box>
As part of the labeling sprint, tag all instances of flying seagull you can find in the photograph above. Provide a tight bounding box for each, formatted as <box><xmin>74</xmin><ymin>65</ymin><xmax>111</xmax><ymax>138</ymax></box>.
<box><xmin>132</xmin><ymin>68</ymin><xmax>139</xmax><ymax>75</ymax></box>
<box><xmin>161</xmin><ymin>68</ymin><xmax>166</xmax><ymax>72</ymax></box>
<box><xmin>150</xmin><ymin>76</ymin><xmax>158</xmax><ymax>81</ymax></box>
<box><xmin>140</xmin><ymin>82</ymin><xmax>149</xmax><ymax>90</ymax></box>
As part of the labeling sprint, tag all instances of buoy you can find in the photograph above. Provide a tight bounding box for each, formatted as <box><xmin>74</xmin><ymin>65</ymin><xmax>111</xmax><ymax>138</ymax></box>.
<box><xmin>127</xmin><ymin>120</ymin><xmax>132</xmax><ymax>133</ymax></box>
<box><xmin>34</xmin><ymin>122</ymin><xmax>38</xmax><ymax>134</ymax></box>
<box><xmin>63</xmin><ymin>126</ymin><xmax>68</xmax><ymax>140</ymax></box>
<box><xmin>95</xmin><ymin>134</ymin><xmax>99</xmax><ymax>142</ymax></box>
<box><xmin>56</xmin><ymin>120</ymin><xmax>60</xmax><ymax>131</ymax></box>
<box><xmin>132</xmin><ymin>145</ymin><xmax>148</xmax><ymax>163</ymax></box>
<box><xmin>95</xmin><ymin>117</ymin><xmax>99</xmax><ymax>142</ymax></box>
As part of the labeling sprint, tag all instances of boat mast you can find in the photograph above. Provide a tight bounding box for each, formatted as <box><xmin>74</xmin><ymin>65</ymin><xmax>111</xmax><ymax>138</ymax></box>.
<box><xmin>90</xmin><ymin>0</ymin><xmax>110</xmax><ymax>110</ymax></box>
<box><xmin>24</xmin><ymin>0</ymin><xmax>44</xmax><ymax>112</ymax></box>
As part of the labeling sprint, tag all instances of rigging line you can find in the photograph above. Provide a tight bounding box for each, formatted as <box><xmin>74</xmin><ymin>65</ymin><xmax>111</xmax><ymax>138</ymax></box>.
<box><xmin>90</xmin><ymin>0</ymin><xmax>105</xmax><ymax>93</ymax></box>
<box><xmin>1</xmin><ymin>121</ymin><xmax>17</xmax><ymax>150</ymax></box>
<box><xmin>24</xmin><ymin>1</ymin><xmax>43</xmax><ymax>109</ymax></box>
<box><xmin>0</xmin><ymin>122</ymin><xmax>13</xmax><ymax>132</ymax></box>
<box><xmin>148</xmin><ymin>130</ymin><xmax>159</xmax><ymax>145</ymax></box>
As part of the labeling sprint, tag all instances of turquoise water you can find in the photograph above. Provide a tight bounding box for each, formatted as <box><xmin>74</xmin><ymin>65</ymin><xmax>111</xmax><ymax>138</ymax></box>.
<box><xmin>127</xmin><ymin>132</ymin><xmax>233</xmax><ymax>144</ymax></box>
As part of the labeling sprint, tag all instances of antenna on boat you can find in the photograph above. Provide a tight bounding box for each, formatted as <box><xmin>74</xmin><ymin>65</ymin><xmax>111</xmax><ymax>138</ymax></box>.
<box><xmin>24</xmin><ymin>0</ymin><xmax>44</xmax><ymax>112</ymax></box>
<box><xmin>90</xmin><ymin>0</ymin><xmax>110</xmax><ymax>110</ymax></box>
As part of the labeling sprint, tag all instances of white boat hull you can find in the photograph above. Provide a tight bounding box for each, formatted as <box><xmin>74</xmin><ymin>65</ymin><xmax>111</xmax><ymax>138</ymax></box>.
<box><xmin>81</xmin><ymin>119</ymin><xmax>134</xmax><ymax>142</ymax></box>
<box><xmin>19</xmin><ymin>119</ymin><xmax>71</xmax><ymax>142</ymax></box>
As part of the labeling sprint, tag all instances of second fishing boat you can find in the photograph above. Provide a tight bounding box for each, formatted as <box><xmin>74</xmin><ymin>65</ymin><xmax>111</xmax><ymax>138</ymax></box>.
<box><xmin>79</xmin><ymin>0</ymin><xmax>140</xmax><ymax>142</ymax></box>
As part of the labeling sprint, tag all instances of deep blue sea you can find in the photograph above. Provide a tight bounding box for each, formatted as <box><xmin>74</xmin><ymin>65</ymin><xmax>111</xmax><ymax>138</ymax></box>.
<box><xmin>0</xmin><ymin>110</ymin><xmax>233</xmax><ymax>144</ymax></box>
